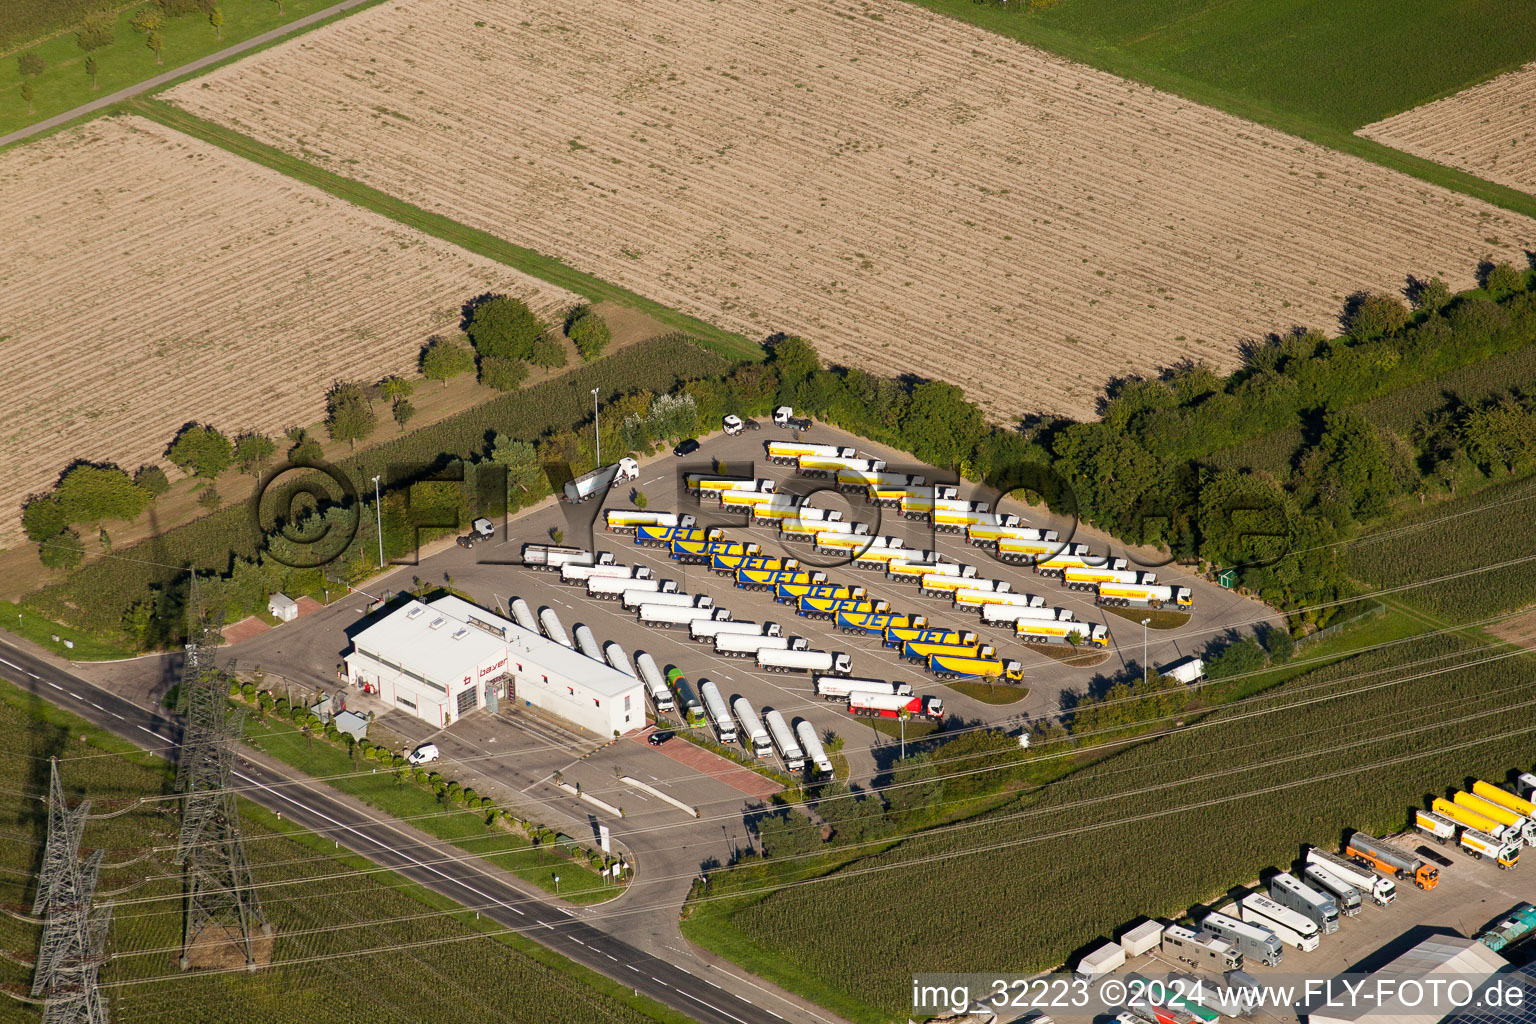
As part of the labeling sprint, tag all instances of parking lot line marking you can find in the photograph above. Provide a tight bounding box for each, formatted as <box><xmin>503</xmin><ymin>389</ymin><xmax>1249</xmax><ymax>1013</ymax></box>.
<box><xmin>47</xmin><ymin>682</ymin><xmax>64</xmax><ymax>692</ymax></box>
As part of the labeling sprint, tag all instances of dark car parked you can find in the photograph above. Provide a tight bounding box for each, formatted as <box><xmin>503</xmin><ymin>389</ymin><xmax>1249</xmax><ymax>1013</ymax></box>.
<box><xmin>673</xmin><ymin>439</ymin><xmax>700</xmax><ymax>457</ymax></box>
<box><xmin>647</xmin><ymin>730</ymin><xmax>674</xmax><ymax>746</ymax></box>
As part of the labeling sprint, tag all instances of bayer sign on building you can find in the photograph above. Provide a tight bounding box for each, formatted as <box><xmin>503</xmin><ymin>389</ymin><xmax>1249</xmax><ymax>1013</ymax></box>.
<box><xmin>344</xmin><ymin>595</ymin><xmax>643</xmax><ymax>736</ymax></box>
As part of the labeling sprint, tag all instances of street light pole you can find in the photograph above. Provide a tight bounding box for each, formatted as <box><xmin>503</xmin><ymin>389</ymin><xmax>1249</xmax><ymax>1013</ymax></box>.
<box><xmin>591</xmin><ymin>387</ymin><xmax>602</xmax><ymax>466</ymax></box>
<box><xmin>371</xmin><ymin>475</ymin><xmax>384</xmax><ymax>569</ymax></box>
<box><xmin>1141</xmin><ymin>618</ymin><xmax>1151</xmax><ymax>684</ymax></box>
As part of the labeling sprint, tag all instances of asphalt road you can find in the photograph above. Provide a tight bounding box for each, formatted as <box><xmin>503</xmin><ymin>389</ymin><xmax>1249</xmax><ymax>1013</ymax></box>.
<box><xmin>0</xmin><ymin>0</ymin><xmax>375</xmax><ymax>150</ymax></box>
<box><xmin>0</xmin><ymin>634</ymin><xmax>801</xmax><ymax>1024</ymax></box>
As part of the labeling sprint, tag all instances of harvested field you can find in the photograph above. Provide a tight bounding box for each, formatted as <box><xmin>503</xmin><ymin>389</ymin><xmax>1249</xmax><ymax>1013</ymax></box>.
<box><xmin>1360</xmin><ymin>62</ymin><xmax>1536</xmax><ymax>195</ymax></box>
<box><xmin>165</xmin><ymin>0</ymin><xmax>1536</xmax><ymax>424</ymax></box>
<box><xmin>1491</xmin><ymin>606</ymin><xmax>1536</xmax><ymax>652</ymax></box>
<box><xmin>0</xmin><ymin>116</ymin><xmax>578</xmax><ymax>548</ymax></box>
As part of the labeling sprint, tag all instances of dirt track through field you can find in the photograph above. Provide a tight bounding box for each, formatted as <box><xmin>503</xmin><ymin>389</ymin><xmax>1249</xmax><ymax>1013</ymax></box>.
<box><xmin>0</xmin><ymin>116</ymin><xmax>578</xmax><ymax>548</ymax></box>
<box><xmin>164</xmin><ymin>0</ymin><xmax>1536</xmax><ymax>422</ymax></box>
<box><xmin>1359</xmin><ymin>62</ymin><xmax>1536</xmax><ymax>196</ymax></box>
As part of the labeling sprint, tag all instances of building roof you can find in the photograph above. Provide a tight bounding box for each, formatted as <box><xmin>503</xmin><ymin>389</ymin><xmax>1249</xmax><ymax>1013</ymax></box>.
<box><xmin>351</xmin><ymin>595</ymin><xmax>639</xmax><ymax>699</ymax></box>
<box><xmin>334</xmin><ymin>712</ymin><xmax>370</xmax><ymax>736</ymax></box>
<box><xmin>1443</xmin><ymin>963</ymin><xmax>1536</xmax><ymax>1024</ymax></box>
<box><xmin>1307</xmin><ymin>935</ymin><xmax>1508</xmax><ymax>1024</ymax></box>
<box><xmin>268</xmin><ymin>592</ymin><xmax>298</xmax><ymax>611</ymax></box>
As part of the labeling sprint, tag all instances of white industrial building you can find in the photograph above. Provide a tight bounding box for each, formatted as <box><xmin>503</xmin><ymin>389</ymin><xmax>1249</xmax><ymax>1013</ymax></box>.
<box><xmin>344</xmin><ymin>595</ymin><xmax>644</xmax><ymax>736</ymax></box>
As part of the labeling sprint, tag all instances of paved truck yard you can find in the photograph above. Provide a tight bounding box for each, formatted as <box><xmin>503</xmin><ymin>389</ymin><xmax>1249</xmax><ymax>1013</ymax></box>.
<box><xmin>440</xmin><ymin>421</ymin><xmax>1267</xmax><ymax>782</ymax></box>
<box><xmin>1089</xmin><ymin>837</ymin><xmax>1536</xmax><ymax>1024</ymax></box>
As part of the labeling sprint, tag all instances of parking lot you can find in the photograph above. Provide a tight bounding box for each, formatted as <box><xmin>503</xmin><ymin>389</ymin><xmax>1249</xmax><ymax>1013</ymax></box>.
<box><xmin>1098</xmin><ymin>833</ymin><xmax>1536</xmax><ymax>1024</ymax></box>
<box><xmin>429</xmin><ymin>419</ymin><xmax>1273</xmax><ymax>784</ymax></box>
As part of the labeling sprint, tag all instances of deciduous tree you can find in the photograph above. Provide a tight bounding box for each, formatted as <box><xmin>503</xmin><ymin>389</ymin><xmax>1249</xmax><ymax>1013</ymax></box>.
<box><xmin>21</xmin><ymin>496</ymin><xmax>67</xmax><ymax>543</ymax></box>
<box><xmin>233</xmin><ymin>432</ymin><xmax>277</xmax><ymax>476</ymax></box>
<box><xmin>210</xmin><ymin>7</ymin><xmax>223</xmax><ymax>38</ymax></box>
<box><xmin>379</xmin><ymin>375</ymin><xmax>415</xmax><ymax>402</ymax></box>
<box><xmin>84</xmin><ymin>56</ymin><xmax>99</xmax><ymax>90</ymax></box>
<box><xmin>478</xmin><ymin>356</ymin><xmax>528</xmax><ymax>392</ymax></box>
<box><xmin>20</xmin><ymin>82</ymin><xmax>34</xmax><ymax>113</ymax></box>
<box><xmin>466</xmin><ymin>296</ymin><xmax>546</xmax><ymax>361</ymax></box>
<box><xmin>147</xmin><ymin>30</ymin><xmax>164</xmax><ymax>63</ymax></box>
<box><xmin>565</xmin><ymin>304</ymin><xmax>611</xmax><ymax>361</ymax></box>
<box><xmin>38</xmin><ymin>529</ymin><xmax>84</xmax><ymax>570</ymax></box>
<box><xmin>17</xmin><ymin>52</ymin><xmax>45</xmax><ymax>77</ymax></box>
<box><xmin>129</xmin><ymin>7</ymin><xmax>163</xmax><ymax>33</ymax></box>
<box><xmin>133</xmin><ymin>464</ymin><xmax>170</xmax><ymax>497</ymax></box>
<box><xmin>325</xmin><ymin>381</ymin><xmax>377</xmax><ymax>448</ymax></box>
<box><xmin>166</xmin><ymin>423</ymin><xmax>233</xmax><ymax>479</ymax></box>
<box><xmin>420</xmin><ymin>335</ymin><xmax>474</xmax><ymax>385</ymax></box>
<box><xmin>76</xmin><ymin>12</ymin><xmax>115</xmax><ymax>51</ymax></box>
<box><xmin>392</xmin><ymin>398</ymin><xmax>416</xmax><ymax>431</ymax></box>
<box><xmin>54</xmin><ymin>463</ymin><xmax>149</xmax><ymax>524</ymax></box>
<box><xmin>529</xmin><ymin>334</ymin><xmax>567</xmax><ymax>370</ymax></box>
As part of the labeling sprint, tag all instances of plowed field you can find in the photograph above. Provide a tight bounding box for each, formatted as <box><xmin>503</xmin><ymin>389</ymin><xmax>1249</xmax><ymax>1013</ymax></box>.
<box><xmin>1360</xmin><ymin>62</ymin><xmax>1536</xmax><ymax>196</ymax></box>
<box><xmin>164</xmin><ymin>0</ymin><xmax>1536</xmax><ymax>422</ymax></box>
<box><xmin>0</xmin><ymin>116</ymin><xmax>578</xmax><ymax>547</ymax></box>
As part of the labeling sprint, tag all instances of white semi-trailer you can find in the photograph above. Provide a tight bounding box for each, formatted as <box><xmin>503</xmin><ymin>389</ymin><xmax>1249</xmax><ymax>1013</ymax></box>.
<box><xmin>1305</xmin><ymin>847</ymin><xmax>1395</xmax><ymax>905</ymax></box>
<box><xmin>732</xmin><ymin>697</ymin><xmax>772</xmax><ymax>759</ymax></box>
<box><xmin>605</xmin><ymin>510</ymin><xmax>695</xmax><ymax>533</ymax></box>
<box><xmin>1197</xmin><ymin>911</ymin><xmax>1283</xmax><ymax>967</ymax></box>
<box><xmin>538</xmin><ymin>608</ymin><xmax>572</xmax><ymax>648</ymax></box>
<box><xmin>1238</xmin><ymin>894</ymin><xmax>1319</xmax><ymax>953</ymax></box>
<box><xmin>1302</xmin><ymin>862</ymin><xmax>1362</xmax><ymax>917</ymax></box>
<box><xmin>622</xmin><ymin>589</ymin><xmax>711</xmax><ymax>611</ymax></box>
<box><xmin>588</xmin><ymin>575</ymin><xmax>677</xmax><ymax>600</ymax></box>
<box><xmin>509</xmin><ymin>598</ymin><xmax>538</xmax><ymax>632</ymax></box>
<box><xmin>638</xmin><ymin>605</ymin><xmax>729</xmax><ymax>629</ymax></box>
<box><xmin>563</xmin><ymin>457</ymin><xmax>639</xmax><ymax>503</ymax></box>
<box><xmin>715</xmin><ymin>633</ymin><xmax>798</xmax><ymax>658</ymax></box>
<box><xmin>763</xmin><ymin>710</ymin><xmax>805</xmax><ymax>770</ymax></box>
<box><xmin>634</xmin><ymin>653</ymin><xmax>675</xmax><ymax>713</ymax></box>
<box><xmin>813</xmin><ymin>676</ymin><xmax>913</xmax><ymax>701</ymax></box>
<box><xmin>560</xmin><ymin>560</ymin><xmax>643</xmax><ymax>584</ymax></box>
<box><xmin>795</xmin><ymin>720</ymin><xmax>833</xmax><ymax>775</ymax></box>
<box><xmin>689</xmin><ymin>619</ymin><xmax>779</xmax><ymax>642</ymax></box>
<box><xmin>979</xmin><ymin>603</ymin><xmax>1066</xmax><ymax>627</ymax></box>
<box><xmin>700</xmin><ymin>681</ymin><xmax>736</xmax><ymax>743</ymax></box>
<box><xmin>757</xmin><ymin>648</ymin><xmax>852</xmax><ymax>675</ymax></box>
<box><xmin>1268</xmin><ymin>872</ymin><xmax>1339</xmax><ymax>935</ymax></box>
<box><xmin>522</xmin><ymin>544</ymin><xmax>594</xmax><ymax>570</ymax></box>
<box><xmin>573</xmin><ymin>624</ymin><xmax>603</xmax><ymax>661</ymax></box>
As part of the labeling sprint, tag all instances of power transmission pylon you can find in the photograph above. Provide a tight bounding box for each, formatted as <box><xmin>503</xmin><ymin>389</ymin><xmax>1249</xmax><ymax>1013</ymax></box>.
<box><xmin>175</xmin><ymin>573</ymin><xmax>269</xmax><ymax>970</ymax></box>
<box><xmin>32</xmin><ymin>759</ymin><xmax>111</xmax><ymax>1024</ymax></box>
